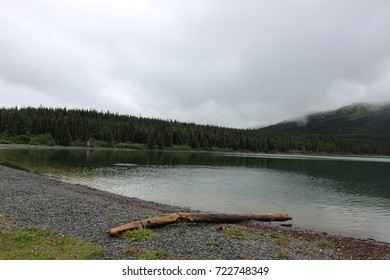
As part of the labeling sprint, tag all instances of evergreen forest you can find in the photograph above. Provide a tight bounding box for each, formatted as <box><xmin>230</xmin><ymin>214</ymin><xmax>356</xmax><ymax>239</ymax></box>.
<box><xmin>0</xmin><ymin>106</ymin><xmax>389</xmax><ymax>155</ymax></box>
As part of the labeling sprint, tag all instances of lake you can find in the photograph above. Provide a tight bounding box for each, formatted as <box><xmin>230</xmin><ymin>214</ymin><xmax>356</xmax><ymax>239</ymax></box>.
<box><xmin>1</xmin><ymin>147</ymin><xmax>389</xmax><ymax>242</ymax></box>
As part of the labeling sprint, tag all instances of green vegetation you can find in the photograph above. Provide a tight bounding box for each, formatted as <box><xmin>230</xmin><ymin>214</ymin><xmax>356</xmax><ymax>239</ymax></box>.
<box><xmin>275</xmin><ymin>236</ymin><xmax>290</xmax><ymax>246</ymax></box>
<box><xmin>0</xmin><ymin>216</ymin><xmax>103</xmax><ymax>260</ymax></box>
<box><xmin>174</xmin><ymin>221</ymin><xmax>189</xmax><ymax>234</ymax></box>
<box><xmin>139</xmin><ymin>249</ymin><xmax>167</xmax><ymax>260</ymax></box>
<box><xmin>263</xmin><ymin>231</ymin><xmax>282</xmax><ymax>239</ymax></box>
<box><xmin>222</xmin><ymin>227</ymin><xmax>247</xmax><ymax>240</ymax></box>
<box><xmin>261</xmin><ymin>103</ymin><xmax>390</xmax><ymax>154</ymax></box>
<box><xmin>121</xmin><ymin>228</ymin><xmax>161</xmax><ymax>242</ymax></box>
<box><xmin>29</xmin><ymin>134</ymin><xmax>56</xmax><ymax>146</ymax></box>
<box><xmin>316</xmin><ymin>237</ymin><xmax>335</xmax><ymax>249</ymax></box>
<box><xmin>115</xmin><ymin>142</ymin><xmax>147</xmax><ymax>150</ymax></box>
<box><xmin>276</xmin><ymin>250</ymin><xmax>290</xmax><ymax>260</ymax></box>
<box><xmin>170</xmin><ymin>144</ymin><xmax>193</xmax><ymax>151</ymax></box>
<box><xmin>1</xmin><ymin>105</ymin><xmax>388</xmax><ymax>155</ymax></box>
<box><xmin>206</xmin><ymin>239</ymin><xmax>220</xmax><ymax>246</ymax></box>
<box><xmin>123</xmin><ymin>246</ymin><xmax>138</xmax><ymax>257</ymax></box>
<box><xmin>263</xmin><ymin>231</ymin><xmax>290</xmax><ymax>246</ymax></box>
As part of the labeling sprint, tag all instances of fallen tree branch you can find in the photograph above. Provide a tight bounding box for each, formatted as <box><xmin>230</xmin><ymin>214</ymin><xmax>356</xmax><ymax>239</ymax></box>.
<box><xmin>107</xmin><ymin>212</ymin><xmax>292</xmax><ymax>236</ymax></box>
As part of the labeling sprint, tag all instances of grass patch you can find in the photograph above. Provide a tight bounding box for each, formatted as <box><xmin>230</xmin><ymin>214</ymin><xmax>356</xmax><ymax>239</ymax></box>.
<box><xmin>17</xmin><ymin>217</ymin><xmax>32</xmax><ymax>222</ymax></box>
<box><xmin>139</xmin><ymin>249</ymin><xmax>167</xmax><ymax>260</ymax></box>
<box><xmin>0</xmin><ymin>223</ymin><xmax>104</xmax><ymax>260</ymax></box>
<box><xmin>198</xmin><ymin>222</ymin><xmax>213</xmax><ymax>229</ymax></box>
<box><xmin>244</xmin><ymin>253</ymin><xmax>255</xmax><ymax>260</ymax></box>
<box><xmin>275</xmin><ymin>236</ymin><xmax>290</xmax><ymax>246</ymax></box>
<box><xmin>276</xmin><ymin>250</ymin><xmax>290</xmax><ymax>260</ymax></box>
<box><xmin>174</xmin><ymin>221</ymin><xmax>189</xmax><ymax>233</ymax></box>
<box><xmin>222</xmin><ymin>227</ymin><xmax>247</xmax><ymax>240</ymax></box>
<box><xmin>263</xmin><ymin>231</ymin><xmax>290</xmax><ymax>246</ymax></box>
<box><xmin>121</xmin><ymin>228</ymin><xmax>161</xmax><ymax>242</ymax></box>
<box><xmin>275</xmin><ymin>236</ymin><xmax>291</xmax><ymax>246</ymax></box>
<box><xmin>263</xmin><ymin>231</ymin><xmax>282</xmax><ymax>239</ymax></box>
<box><xmin>206</xmin><ymin>239</ymin><xmax>219</xmax><ymax>246</ymax></box>
<box><xmin>317</xmin><ymin>237</ymin><xmax>335</xmax><ymax>249</ymax></box>
<box><xmin>123</xmin><ymin>246</ymin><xmax>138</xmax><ymax>257</ymax></box>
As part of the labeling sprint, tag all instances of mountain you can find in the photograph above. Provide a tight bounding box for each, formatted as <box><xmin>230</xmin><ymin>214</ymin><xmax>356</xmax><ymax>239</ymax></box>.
<box><xmin>261</xmin><ymin>103</ymin><xmax>390</xmax><ymax>147</ymax></box>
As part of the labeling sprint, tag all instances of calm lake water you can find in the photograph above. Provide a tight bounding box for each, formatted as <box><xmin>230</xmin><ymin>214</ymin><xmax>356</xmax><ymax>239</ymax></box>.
<box><xmin>1</xmin><ymin>148</ymin><xmax>389</xmax><ymax>242</ymax></box>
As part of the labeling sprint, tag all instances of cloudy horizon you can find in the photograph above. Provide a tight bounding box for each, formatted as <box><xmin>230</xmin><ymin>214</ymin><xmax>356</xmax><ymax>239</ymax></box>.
<box><xmin>1</xmin><ymin>0</ymin><xmax>390</xmax><ymax>128</ymax></box>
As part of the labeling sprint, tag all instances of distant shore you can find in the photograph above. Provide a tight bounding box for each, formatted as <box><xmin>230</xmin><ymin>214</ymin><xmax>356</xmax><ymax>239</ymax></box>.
<box><xmin>2</xmin><ymin>143</ymin><xmax>390</xmax><ymax>159</ymax></box>
<box><xmin>0</xmin><ymin>164</ymin><xmax>389</xmax><ymax>260</ymax></box>
<box><xmin>0</xmin><ymin>144</ymin><xmax>132</xmax><ymax>151</ymax></box>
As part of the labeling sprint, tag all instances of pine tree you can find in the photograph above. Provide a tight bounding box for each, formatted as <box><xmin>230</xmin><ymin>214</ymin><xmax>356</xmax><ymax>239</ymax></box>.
<box><xmin>56</xmin><ymin>121</ymin><xmax>72</xmax><ymax>146</ymax></box>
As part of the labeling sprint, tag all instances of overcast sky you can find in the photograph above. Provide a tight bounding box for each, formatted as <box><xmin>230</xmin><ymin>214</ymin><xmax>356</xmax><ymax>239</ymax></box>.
<box><xmin>1</xmin><ymin>0</ymin><xmax>390</xmax><ymax>128</ymax></box>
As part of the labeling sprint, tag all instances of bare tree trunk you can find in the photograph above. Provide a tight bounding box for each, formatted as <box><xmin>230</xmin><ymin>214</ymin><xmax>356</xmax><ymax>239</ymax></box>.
<box><xmin>107</xmin><ymin>212</ymin><xmax>292</xmax><ymax>236</ymax></box>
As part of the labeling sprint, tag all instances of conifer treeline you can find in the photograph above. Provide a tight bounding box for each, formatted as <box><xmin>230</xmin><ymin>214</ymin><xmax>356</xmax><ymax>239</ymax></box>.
<box><xmin>0</xmin><ymin>107</ymin><xmax>388</xmax><ymax>155</ymax></box>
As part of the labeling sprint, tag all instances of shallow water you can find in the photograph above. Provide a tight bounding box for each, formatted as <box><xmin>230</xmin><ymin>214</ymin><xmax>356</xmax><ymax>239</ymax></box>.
<box><xmin>1</xmin><ymin>148</ymin><xmax>389</xmax><ymax>242</ymax></box>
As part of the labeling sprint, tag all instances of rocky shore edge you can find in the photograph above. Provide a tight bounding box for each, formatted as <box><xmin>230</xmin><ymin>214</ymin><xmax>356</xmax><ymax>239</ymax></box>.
<box><xmin>0</xmin><ymin>164</ymin><xmax>389</xmax><ymax>260</ymax></box>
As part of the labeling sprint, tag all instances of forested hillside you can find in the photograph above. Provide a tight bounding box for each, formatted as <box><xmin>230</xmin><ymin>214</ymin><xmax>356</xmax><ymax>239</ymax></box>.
<box><xmin>1</xmin><ymin>106</ymin><xmax>389</xmax><ymax>155</ymax></box>
<box><xmin>261</xmin><ymin>103</ymin><xmax>390</xmax><ymax>154</ymax></box>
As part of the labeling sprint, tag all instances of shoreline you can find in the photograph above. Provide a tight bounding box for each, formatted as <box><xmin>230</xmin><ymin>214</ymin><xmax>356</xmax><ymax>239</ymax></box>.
<box><xmin>1</xmin><ymin>164</ymin><xmax>389</xmax><ymax>259</ymax></box>
<box><xmin>1</xmin><ymin>144</ymin><xmax>390</xmax><ymax>244</ymax></box>
<box><xmin>2</xmin><ymin>143</ymin><xmax>390</xmax><ymax>158</ymax></box>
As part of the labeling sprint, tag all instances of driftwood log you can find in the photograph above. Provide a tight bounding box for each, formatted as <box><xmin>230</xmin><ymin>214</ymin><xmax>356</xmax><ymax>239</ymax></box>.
<box><xmin>107</xmin><ymin>212</ymin><xmax>292</xmax><ymax>236</ymax></box>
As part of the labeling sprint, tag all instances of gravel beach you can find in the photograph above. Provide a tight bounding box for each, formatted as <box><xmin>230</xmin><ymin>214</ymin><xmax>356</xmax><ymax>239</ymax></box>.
<box><xmin>1</xmin><ymin>164</ymin><xmax>389</xmax><ymax>260</ymax></box>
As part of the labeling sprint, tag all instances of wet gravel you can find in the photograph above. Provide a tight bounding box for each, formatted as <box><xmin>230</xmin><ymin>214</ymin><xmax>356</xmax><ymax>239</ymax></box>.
<box><xmin>1</xmin><ymin>164</ymin><xmax>389</xmax><ymax>260</ymax></box>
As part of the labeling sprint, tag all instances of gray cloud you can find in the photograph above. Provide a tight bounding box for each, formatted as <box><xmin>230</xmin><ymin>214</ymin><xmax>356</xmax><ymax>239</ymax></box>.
<box><xmin>1</xmin><ymin>0</ymin><xmax>390</xmax><ymax>128</ymax></box>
